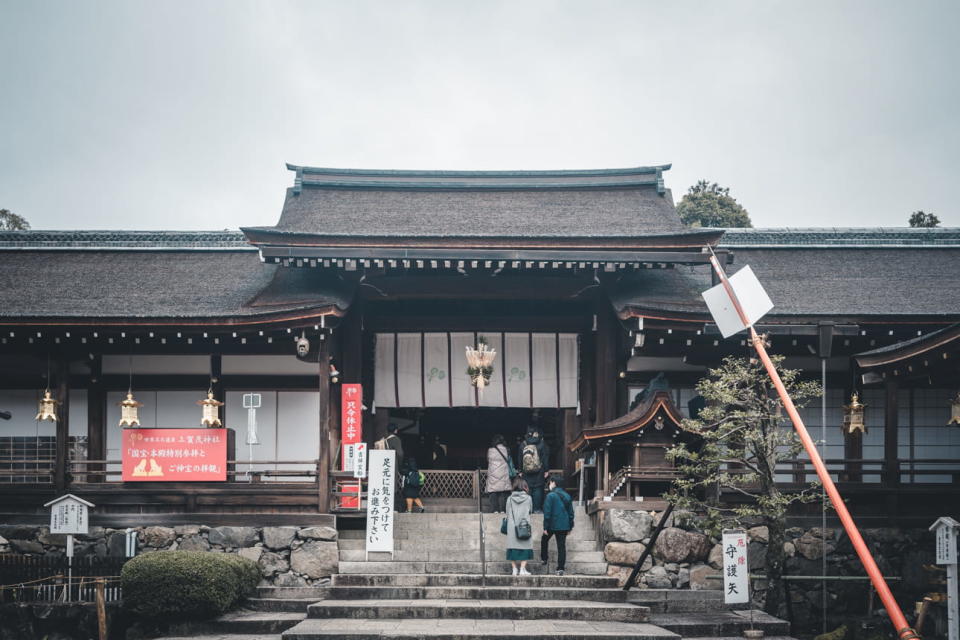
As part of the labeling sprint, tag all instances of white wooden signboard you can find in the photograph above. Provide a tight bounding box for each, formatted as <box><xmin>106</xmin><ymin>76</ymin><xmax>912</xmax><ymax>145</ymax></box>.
<box><xmin>931</xmin><ymin>517</ymin><xmax>959</xmax><ymax>640</ymax></box>
<box><xmin>702</xmin><ymin>265</ymin><xmax>774</xmax><ymax>338</ymax></box>
<box><xmin>353</xmin><ymin>442</ymin><xmax>368</xmax><ymax>479</ymax></box>
<box><xmin>721</xmin><ymin>529</ymin><xmax>750</xmax><ymax>604</ymax></box>
<box><xmin>45</xmin><ymin>494</ymin><xmax>93</xmax><ymax>535</ymax></box>
<box><xmin>365</xmin><ymin>449</ymin><xmax>396</xmax><ymax>555</ymax></box>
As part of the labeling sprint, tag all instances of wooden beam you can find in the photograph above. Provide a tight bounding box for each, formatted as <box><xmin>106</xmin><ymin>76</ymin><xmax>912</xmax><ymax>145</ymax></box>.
<box><xmin>87</xmin><ymin>355</ymin><xmax>106</xmax><ymax>483</ymax></box>
<box><xmin>883</xmin><ymin>379</ymin><xmax>899</xmax><ymax>487</ymax></box>
<box><xmin>317</xmin><ymin>338</ymin><xmax>332</xmax><ymax>513</ymax></box>
<box><xmin>54</xmin><ymin>358</ymin><xmax>70</xmax><ymax>493</ymax></box>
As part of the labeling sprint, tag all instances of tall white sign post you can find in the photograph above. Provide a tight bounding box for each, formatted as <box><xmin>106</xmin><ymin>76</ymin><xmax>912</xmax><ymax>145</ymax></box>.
<box><xmin>931</xmin><ymin>516</ymin><xmax>959</xmax><ymax>640</ymax></box>
<box><xmin>44</xmin><ymin>494</ymin><xmax>95</xmax><ymax>602</ymax></box>
<box><xmin>722</xmin><ymin>529</ymin><xmax>750</xmax><ymax>605</ymax></box>
<box><xmin>365</xmin><ymin>448</ymin><xmax>396</xmax><ymax>557</ymax></box>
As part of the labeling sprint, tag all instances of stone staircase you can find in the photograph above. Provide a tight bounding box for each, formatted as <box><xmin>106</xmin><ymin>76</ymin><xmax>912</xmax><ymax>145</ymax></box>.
<box><xmin>338</xmin><ymin>506</ymin><xmax>609</xmax><ymax>575</ymax></box>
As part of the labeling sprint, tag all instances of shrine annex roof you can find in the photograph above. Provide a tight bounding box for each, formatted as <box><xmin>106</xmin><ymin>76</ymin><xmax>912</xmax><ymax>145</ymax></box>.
<box><xmin>241</xmin><ymin>164</ymin><xmax>722</xmax><ymax>249</ymax></box>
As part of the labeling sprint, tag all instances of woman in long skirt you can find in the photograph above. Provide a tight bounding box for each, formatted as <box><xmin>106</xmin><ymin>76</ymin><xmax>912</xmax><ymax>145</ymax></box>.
<box><xmin>505</xmin><ymin>476</ymin><xmax>534</xmax><ymax>576</ymax></box>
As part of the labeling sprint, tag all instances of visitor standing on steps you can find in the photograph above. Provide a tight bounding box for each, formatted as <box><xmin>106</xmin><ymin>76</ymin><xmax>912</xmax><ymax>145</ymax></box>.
<box><xmin>486</xmin><ymin>434</ymin><xmax>514</xmax><ymax>513</ymax></box>
<box><xmin>541</xmin><ymin>474</ymin><xmax>574</xmax><ymax>576</ymax></box>
<box><xmin>505</xmin><ymin>476</ymin><xmax>534</xmax><ymax>576</ymax></box>
<box><xmin>401</xmin><ymin>457</ymin><xmax>425</xmax><ymax>513</ymax></box>
<box><xmin>518</xmin><ymin>426</ymin><xmax>549</xmax><ymax>513</ymax></box>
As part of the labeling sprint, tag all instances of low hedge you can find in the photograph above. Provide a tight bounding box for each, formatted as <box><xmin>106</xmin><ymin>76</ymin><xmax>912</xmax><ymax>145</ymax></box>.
<box><xmin>121</xmin><ymin>551</ymin><xmax>259</xmax><ymax>620</ymax></box>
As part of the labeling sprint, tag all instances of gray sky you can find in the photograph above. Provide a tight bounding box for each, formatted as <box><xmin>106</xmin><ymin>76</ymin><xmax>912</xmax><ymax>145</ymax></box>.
<box><xmin>1</xmin><ymin>0</ymin><xmax>957</xmax><ymax>230</ymax></box>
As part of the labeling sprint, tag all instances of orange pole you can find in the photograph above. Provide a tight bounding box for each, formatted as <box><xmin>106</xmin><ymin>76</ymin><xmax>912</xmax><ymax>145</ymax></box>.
<box><xmin>707</xmin><ymin>253</ymin><xmax>918</xmax><ymax>640</ymax></box>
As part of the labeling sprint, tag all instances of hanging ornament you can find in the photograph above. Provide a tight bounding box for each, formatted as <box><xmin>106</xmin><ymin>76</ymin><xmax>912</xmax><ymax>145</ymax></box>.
<box><xmin>842</xmin><ymin>393</ymin><xmax>866</xmax><ymax>434</ymax></box>
<box><xmin>197</xmin><ymin>390</ymin><xmax>224</xmax><ymax>427</ymax></box>
<box><xmin>465</xmin><ymin>336</ymin><xmax>497</xmax><ymax>394</ymax></box>
<box><xmin>118</xmin><ymin>392</ymin><xmax>144</xmax><ymax>427</ymax></box>
<box><xmin>948</xmin><ymin>391</ymin><xmax>960</xmax><ymax>426</ymax></box>
<box><xmin>35</xmin><ymin>390</ymin><xmax>59</xmax><ymax>422</ymax></box>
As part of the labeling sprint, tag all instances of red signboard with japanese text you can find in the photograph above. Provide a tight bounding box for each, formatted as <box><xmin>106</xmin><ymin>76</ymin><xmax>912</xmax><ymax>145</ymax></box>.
<box><xmin>340</xmin><ymin>384</ymin><xmax>363</xmax><ymax>507</ymax></box>
<box><xmin>122</xmin><ymin>428</ymin><xmax>227</xmax><ymax>482</ymax></box>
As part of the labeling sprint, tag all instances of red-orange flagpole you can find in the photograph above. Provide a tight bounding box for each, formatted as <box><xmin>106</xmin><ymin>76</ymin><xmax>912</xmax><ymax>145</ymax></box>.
<box><xmin>706</xmin><ymin>250</ymin><xmax>918</xmax><ymax>640</ymax></box>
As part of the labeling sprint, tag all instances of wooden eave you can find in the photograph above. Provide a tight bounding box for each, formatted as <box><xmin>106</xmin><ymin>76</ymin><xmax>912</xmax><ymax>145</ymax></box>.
<box><xmin>569</xmin><ymin>391</ymin><xmax>687</xmax><ymax>451</ymax></box>
<box><xmin>855</xmin><ymin>323</ymin><xmax>960</xmax><ymax>369</ymax></box>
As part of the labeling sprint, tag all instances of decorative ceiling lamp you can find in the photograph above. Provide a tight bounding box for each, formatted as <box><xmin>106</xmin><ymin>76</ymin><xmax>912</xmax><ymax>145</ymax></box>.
<box><xmin>118</xmin><ymin>353</ymin><xmax>143</xmax><ymax>427</ymax></box>
<box><xmin>842</xmin><ymin>393</ymin><xmax>866</xmax><ymax>434</ymax></box>
<box><xmin>948</xmin><ymin>391</ymin><xmax>960</xmax><ymax>426</ymax></box>
<box><xmin>198</xmin><ymin>389</ymin><xmax>225</xmax><ymax>427</ymax></box>
<box><xmin>35</xmin><ymin>390</ymin><xmax>59</xmax><ymax>422</ymax></box>
<box><xmin>118</xmin><ymin>392</ymin><xmax>144</xmax><ymax>427</ymax></box>
<box><xmin>465</xmin><ymin>336</ymin><xmax>497</xmax><ymax>395</ymax></box>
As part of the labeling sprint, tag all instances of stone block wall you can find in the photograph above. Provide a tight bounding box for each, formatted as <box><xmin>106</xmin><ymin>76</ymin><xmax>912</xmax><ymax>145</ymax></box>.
<box><xmin>0</xmin><ymin>523</ymin><xmax>339</xmax><ymax>587</ymax></box>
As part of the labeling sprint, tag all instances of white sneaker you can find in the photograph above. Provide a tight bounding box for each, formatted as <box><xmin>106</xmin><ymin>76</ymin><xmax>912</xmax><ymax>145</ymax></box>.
<box><xmin>511</xmin><ymin>566</ymin><xmax>519</xmax><ymax>576</ymax></box>
<box><xmin>519</xmin><ymin>568</ymin><xmax>532</xmax><ymax>576</ymax></box>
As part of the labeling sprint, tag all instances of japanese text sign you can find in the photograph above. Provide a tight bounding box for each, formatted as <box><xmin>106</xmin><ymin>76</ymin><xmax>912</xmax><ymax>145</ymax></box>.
<box><xmin>354</xmin><ymin>442</ymin><xmax>368</xmax><ymax>479</ymax></box>
<box><xmin>122</xmin><ymin>428</ymin><xmax>227</xmax><ymax>482</ymax></box>
<box><xmin>365</xmin><ymin>448</ymin><xmax>395</xmax><ymax>554</ymax></box>
<box><xmin>933</xmin><ymin>517</ymin><xmax>959</xmax><ymax>565</ymax></box>
<box><xmin>46</xmin><ymin>495</ymin><xmax>93</xmax><ymax>535</ymax></box>
<box><xmin>721</xmin><ymin>530</ymin><xmax>750</xmax><ymax>604</ymax></box>
<box><xmin>341</xmin><ymin>383</ymin><xmax>362</xmax><ymax>449</ymax></box>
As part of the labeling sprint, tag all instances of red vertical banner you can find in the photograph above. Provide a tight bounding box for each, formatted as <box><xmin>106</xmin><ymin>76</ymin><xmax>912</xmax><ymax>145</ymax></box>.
<box><xmin>340</xmin><ymin>384</ymin><xmax>363</xmax><ymax>507</ymax></box>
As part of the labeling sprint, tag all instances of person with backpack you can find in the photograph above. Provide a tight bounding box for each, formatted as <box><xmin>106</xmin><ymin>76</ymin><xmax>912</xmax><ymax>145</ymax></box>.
<box><xmin>375</xmin><ymin>423</ymin><xmax>404</xmax><ymax>464</ymax></box>
<box><xmin>541</xmin><ymin>474</ymin><xmax>575</xmax><ymax>575</ymax></box>
<box><xmin>486</xmin><ymin>434</ymin><xmax>514</xmax><ymax>513</ymax></box>
<box><xmin>517</xmin><ymin>427</ymin><xmax>550</xmax><ymax>513</ymax></box>
<box><xmin>504</xmin><ymin>475</ymin><xmax>533</xmax><ymax>576</ymax></box>
<box><xmin>401</xmin><ymin>457</ymin><xmax>425</xmax><ymax>513</ymax></box>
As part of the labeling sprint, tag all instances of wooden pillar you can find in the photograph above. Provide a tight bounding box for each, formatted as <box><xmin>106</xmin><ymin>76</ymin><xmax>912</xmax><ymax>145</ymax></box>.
<box><xmin>210</xmin><ymin>354</ymin><xmax>224</xmax><ymax>423</ymax></box>
<box><xmin>844</xmin><ymin>429</ymin><xmax>863</xmax><ymax>483</ymax></box>
<box><xmin>561</xmin><ymin>409</ymin><xmax>578</xmax><ymax>480</ymax></box>
<box><xmin>883</xmin><ymin>379</ymin><xmax>899</xmax><ymax>487</ymax></box>
<box><xmin>594</xmin><ymin>446</ymin><xmax>603</xmax><ymax>499</ymax></box>
<box><xmin>54</xmin><ymin>358</ymin><xmax>70</xmax><ymax>493</ymax></box>
<box><xmin>87</xmin><ymin>355</ymin><xmax>106</xmax><ymax>483</ymax></box>
<box><xmin>602</xmin><ymin>446</ymin><xmax>611</xmax><ymax>496</ymax></box>
<box><xmin>593</xmin><ymin>302</ymin><xmax>618</xmax><ymax>425</ymax></box>
<box><xmin>317</xmin><ymin>337</ymin><xmax>332</xmax><ymax>513</ymax></box>
<box><xmin>580</xmin><ymin>320</ymin><xmax>596</xmax><ymax>428</ymax></box>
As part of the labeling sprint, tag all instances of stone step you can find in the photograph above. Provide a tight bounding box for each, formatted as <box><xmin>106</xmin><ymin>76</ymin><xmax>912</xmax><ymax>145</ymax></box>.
<box><xmin>324</xmin><ymin>585</ymin><xmax>628</xmax><ymax>602</ymax></box>
<box><xmin>331</xmin><ymin>573</ymin><xmax>619</xmax><ymax>589</ymax></box>
<box><xmin>337</xmin><ymin>549</ymin><xmax>604</xmax><ymax>563</ymax></box>
<box><xmin>305</xmin><ymin>599</ymin><xmax>650</xmax><ymax>623</ymax></box>
<box><xmin>282</xmin><ymin>618</ymin><xmax>678</xmax><ymax>640</ymax></box>
<box><xmin>626</xmin><ymin>589</ymin><xmax>727</xmax><ymax>613</ymax></box>
<box><xmin>258</xmin><ymin>586</ymin><xmax>330</xmax><ymax>599</ymax></box>
<box><xmin>337</xmin><ymin>560</ymin><xmax>608</xmax><ymax>575</ymax></box>
<box><xmin>338</xmin><ymin>537</ymin><xmax>598</xmax><ymax>552</ymax></box>
<box><xmin>649</xmin><ymin>610</ymin><xmax>791</xmax><ymax>636</ymax></box>
<box><xmin>167</xmin><ymin>611</ymin><xmax>304</xmax><ymax>635</ymax></box>
<box><xmin>247</xmin><ymin>597</ymin><xmax>322</xmax><ymax>612</ymax></box>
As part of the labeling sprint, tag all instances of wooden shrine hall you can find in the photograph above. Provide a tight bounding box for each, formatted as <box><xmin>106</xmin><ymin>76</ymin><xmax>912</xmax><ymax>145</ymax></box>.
<box><xmin>1</xmin><ymin>164</ymin><xmax>959</xmax><ymax>526</ymax></box>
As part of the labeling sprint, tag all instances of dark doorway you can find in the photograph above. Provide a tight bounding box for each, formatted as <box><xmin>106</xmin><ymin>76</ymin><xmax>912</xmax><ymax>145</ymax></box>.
<box><xmin>386</xmin><ymin>407</ymin><xmax>561</xmax><ymax>471</ymax></box>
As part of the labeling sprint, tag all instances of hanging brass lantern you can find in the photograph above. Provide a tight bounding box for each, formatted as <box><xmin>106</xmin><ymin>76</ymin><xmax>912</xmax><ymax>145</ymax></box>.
<box><xmin>948</xmin><ymin>391</ymin><xmax>960</xmax><ymax>426</ymax></box>
<box><xmin>118</xmin><ymin>392</ymin><xmax>144</xmax><ymax>427</ymax></box>
<box><xmin>35</xmin><ymin>390</ymin><xmax>59</xmax><ymax>422</ymax></box>
<box><xmin>842</xmin><ymin>393</ymin><xmax>866</xmax><ymax>434</ymax></box>
<box><xmin>197</xmin><ymin>390</ymin><xmax>224</xmax><ymax>427</ymax></box>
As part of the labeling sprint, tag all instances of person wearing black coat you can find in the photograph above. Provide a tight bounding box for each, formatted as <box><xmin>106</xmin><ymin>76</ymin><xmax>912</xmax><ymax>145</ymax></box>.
<box><xmin>517</xmin><ymin>427</ymin><xmax>549</xmax><ymax>513</ymax></box>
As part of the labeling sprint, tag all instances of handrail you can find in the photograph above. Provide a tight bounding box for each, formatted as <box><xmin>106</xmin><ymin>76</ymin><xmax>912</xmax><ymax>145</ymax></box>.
<box><xmin>623</xmin><ymin>501</ymin><xmax>674</xmax><ymax>591</ymax></box>
<box><xmin>476</xmin><ymin>468</ymin><xmax>486</xmax><ymax>586</ymax></box>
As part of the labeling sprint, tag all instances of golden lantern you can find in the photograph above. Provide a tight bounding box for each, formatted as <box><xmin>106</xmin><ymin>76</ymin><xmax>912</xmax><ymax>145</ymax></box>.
<box><xmin>118</xmin><ymin>392</ymin><xmax>144</xmax><ymax>427</ymax></box>
<box><xmin>197</xmin><ymin>390</ymin><xmax>224</xmax><ymax>427</ymax></box>
<box><xmin>35</xmin><ymin>390</ymin><xmax>59</xmax><ymax>422</ymax></box>
<box><xmin>948</xmin><ymin>391</ymin><xmax>960</xmax><ymax>426</ymax></box>
<box><xmin>465</xmin><ymin>338</ymin><xmax>497</xmax><ymax>394</ymax></box>
<box><xmin>842</xmin><ymin>393</ymin><xmax>866</xmax><ymax>434</ymax></box>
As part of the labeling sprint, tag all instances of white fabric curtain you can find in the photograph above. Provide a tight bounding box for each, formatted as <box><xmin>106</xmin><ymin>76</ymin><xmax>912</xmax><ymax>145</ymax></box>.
<box><xmin>374</xmin><ymin>331</ymin><xmax>579</xmax><ymax>409</ymax></box>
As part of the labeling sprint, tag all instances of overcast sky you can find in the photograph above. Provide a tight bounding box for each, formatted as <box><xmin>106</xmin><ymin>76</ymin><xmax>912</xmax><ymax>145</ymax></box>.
<box><xmin>1</xmin><ymin>1</ymin><xmax>957</xmax><ymax>230</ymax></box>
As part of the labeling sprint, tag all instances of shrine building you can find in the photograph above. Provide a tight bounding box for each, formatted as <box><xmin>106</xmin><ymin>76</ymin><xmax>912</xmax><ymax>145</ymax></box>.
<box><xmin>1</xmin><ymin>164</ymin><xmax>959</xmax><ymax>527</ymax></box>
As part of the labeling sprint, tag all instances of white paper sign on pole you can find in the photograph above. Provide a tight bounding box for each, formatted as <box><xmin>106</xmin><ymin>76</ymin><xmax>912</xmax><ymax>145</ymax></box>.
<box><xmin>702</xmin><ymin>265</ymin><xmax>774</xmax><ymax>339</ymax></box>
<box><xmin>930</xmin><ymin>517</ymin><xmax>959</xmax><ymax>640</ymax></box>
<box><xmin>45</xmin><ymin>494</ymin><xmax>94</xmax><ymax>535</ymax></box>
<box><xmin>721</xmin><ymin>530</ymin><xmax>750</xmax><ymax>604</ymax></box>
<box><xmin>343</xmin><ymin>443</ymin><xmax>356</xmax><ymax>474</ymax></box>
<box><xmin>353</xmin><ymin>443</ymin><xmax>368</xmax><ymax>479</ymax></box>
<box><xmin>365</xmin><ymin>449</ymin><xmax>396</xmax><ymax>554</ymax></box>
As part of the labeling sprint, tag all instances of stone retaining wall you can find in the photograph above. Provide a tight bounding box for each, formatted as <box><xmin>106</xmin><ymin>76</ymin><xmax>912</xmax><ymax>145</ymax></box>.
<box><xmin>0</xmin><ymin>523</ymin><xmax>339</xmax><ymax>586</ymax></box>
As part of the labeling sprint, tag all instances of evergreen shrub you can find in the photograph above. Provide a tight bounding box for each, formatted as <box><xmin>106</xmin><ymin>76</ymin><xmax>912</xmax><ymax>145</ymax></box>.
<box><xmin>121</xmin><ymin>551</ymin><xmax>258</xmax><ymax>620</ymax></box>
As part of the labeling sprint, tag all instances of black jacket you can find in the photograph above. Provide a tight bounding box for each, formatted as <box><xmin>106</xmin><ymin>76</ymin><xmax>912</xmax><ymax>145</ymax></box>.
<box><xmin>518</xmin><ymin>435</ymin><xmax>549</xmax><ymax>485</ymax></box>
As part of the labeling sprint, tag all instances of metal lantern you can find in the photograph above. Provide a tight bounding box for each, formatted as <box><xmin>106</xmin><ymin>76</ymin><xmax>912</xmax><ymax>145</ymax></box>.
<box><xmin>118</xmin><ymin>392</ymin><xmax>144</xmax><ymax>427</ymax></box>
<box><xmin>35</xmin><ymin>390</ymin><xmax>59</xmax><ymax>422</ymax></box>
<box><xmin>842</xmin><ymin>393</ymin><xmax>867</xmax><ymax>434</ymax></box>
<box><xmin>948</xmin><ymin>391</ymin><xmax>960</xmax><ymax>426</ymax></box>
<box><xmin>197</xmin><ymin>390</ymin><xmax>224</xmax><ymax>427</ymax></box>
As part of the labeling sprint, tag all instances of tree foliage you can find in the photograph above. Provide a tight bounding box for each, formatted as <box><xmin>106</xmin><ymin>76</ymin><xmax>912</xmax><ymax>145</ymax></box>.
<box><xmin>0</xmin><ymin>209</ymin><xmax>30</xmax><ymax>230</ymax></box>
<box><xmin>665</xmin><ymin>354</ymin><xmax>821</xmax><ymax>614</ymax></box>
<box><xmin>676</xmin><ymin>181</ymin><xmax>752</xmax><ymax>228</ymax></box>
<box><xmin>908</xmin><ymin>210</ymin><xmax>940</xmax><ymax>228</ymax></box>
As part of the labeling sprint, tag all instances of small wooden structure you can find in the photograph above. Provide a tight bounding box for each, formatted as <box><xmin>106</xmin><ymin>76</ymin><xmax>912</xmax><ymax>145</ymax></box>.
<box><xmin>570</xmin><ymin>385</ymin><xmax>698</xmax><ymax>501</ymax></box>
